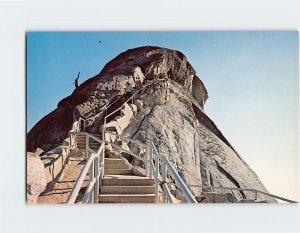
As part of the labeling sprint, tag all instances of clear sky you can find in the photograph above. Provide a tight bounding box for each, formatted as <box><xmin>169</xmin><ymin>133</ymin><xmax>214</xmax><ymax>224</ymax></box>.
<box><xmin>27</xmin><ymin>32</ymin><xmax>299</xmax><ymax>201</ymax></box>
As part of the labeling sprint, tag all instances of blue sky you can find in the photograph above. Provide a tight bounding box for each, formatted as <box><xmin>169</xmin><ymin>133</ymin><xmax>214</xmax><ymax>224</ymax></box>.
<box><xmin>27</xmin><ymin>32</ymin><xmax>299</xmax><ymax>201</ymax></box>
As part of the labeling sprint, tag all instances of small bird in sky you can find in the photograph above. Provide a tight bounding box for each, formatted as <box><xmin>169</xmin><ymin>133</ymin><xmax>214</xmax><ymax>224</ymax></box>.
<box><xmin>98</xmin><ymin>40</ymin><xmax>102</xmax><ymax>43</ymax></box>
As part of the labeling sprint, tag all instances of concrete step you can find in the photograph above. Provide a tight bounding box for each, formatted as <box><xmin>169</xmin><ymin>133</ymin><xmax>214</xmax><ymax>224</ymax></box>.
<box><xmin>103</xmin><ymin>175</ymin><xmax>155</xmax><ymax>186</ymax></box>
<box><xmin>104</xmin><ymin>163</ymin><xmax>130</xmax><ymax>169</ymax></box>
<box><xmin>76</xmin><ymin>141</ymin><xmax>100</xmax><ymax>144</ymax></box>
<box><xmin>105</xmin><ymin>169</ymin><xmax>132</xmax><ymax>175</ymax></box>
<box><xmin>76</xmin><ymin>135</ymin><xmax>101</xmax><ymax>140</ymax></box>
<box><xmin>76</xmin><ymin>140</ymin><xmax>101</xmax><ymax>144</ymax></box>
<box><xmin>76</xmin><ymin>145</ymin><xmax>101</xmax><ymax>148</ymax></box>
<box><xmin>105</xmin><ymin>158</ymin><xmax>125</xmax><ymax>165</ymax></box>
<box><xmin>101</xmin><ymin>185</ymin><xmax>155</xmax><ymax>194</ymax></box>
<box><xmin>76</xmin><ymin>145</ymin><xmax>101</xmax><ymax>150</ymax></box>
<box><xmin>99</xmin><ymin>194</ymin><xmax>155</xmax><ymax>203</ymax></box>
<box><xmin>76</xmin><ymin>143</ymin><xmax>101</xmax><ymax>147</ymax></box>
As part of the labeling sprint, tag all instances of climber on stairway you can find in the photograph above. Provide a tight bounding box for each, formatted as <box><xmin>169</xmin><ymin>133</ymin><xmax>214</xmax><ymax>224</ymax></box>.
<box><xmin>125</xmin><ymin>81</ymin><xmax>133</xmax><ymax>100</ymax></box>
<box><xmin>74</xmin><ymin>72</ymin><xmax>80</xmax><ymax>89</ymax></box>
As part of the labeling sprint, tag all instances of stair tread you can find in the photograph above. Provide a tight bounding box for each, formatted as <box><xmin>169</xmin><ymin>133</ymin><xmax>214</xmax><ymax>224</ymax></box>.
<box><xmin>105</xmin><ymin>168</ymin><xmax>132</xmax><ymax>171</ymax></box>
<box><xmin>102</xmin><ymin>185</ymin><xmax>155</xmax><ymax>188</ymax></box>
<box><xmin>77</xmin><ymin>141</ymin><xmax>101</xmax><ymax>143</ymax></box>
<box><xmin>104</xmin><ymin>175</ymin><xmax>149</xmax><ymax>179</ymax></box>
<box><xmin>100</xmin><ymin>194</ymin><xmax>155</xmax><ymax>197</ymax></box>
<box><xmin>105</xmin><ymin>158</ymin><xmax>123</xmax><ymax>161</ymax></box>
<box><xmin>76</xmin><ymin>142</ymin><xmax>101</xmax><ymax>145</ymax></box>
<box><xmin>105</xmin><ymin>168</ymin><xmax>133</xmax><ymax>175</ymax></box>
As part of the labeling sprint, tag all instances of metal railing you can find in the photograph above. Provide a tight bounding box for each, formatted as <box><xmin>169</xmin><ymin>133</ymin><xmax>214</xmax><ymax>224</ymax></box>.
<box><xmin>77</xmin><ymin>95</ymin><xmax>123</xmax><ymax>132</ymax></box>
<box><xmin>102</xmin><ymin>78</ymin><xmax>163</xmax><ymax>140</ymax></box>
<box><xmin>188</xmin><ymin>184</ymin><xmax>297</xmax><ymax>203</ymax></box>
<box><xmin>104</xmin><ymin>131</ymin><xmax>149</xmax><ymax>174</ymax></box>
<box><xmin>67</xmin><ymin>75</ymin><xmax>297</xmax><ymax>204</ymax></box>
<box><xmin>149</xmin><ymin>141</ymin><xmax>197</xmax><ymax>203</ymax></box>
<box><xmin>76</xmin><ymin>78</ymin><xmax>162</xmax><ymax>133</ymax></box>
<box><xmin>67</xmin><ymin>133</ymin><xmax>105</xmax><ymax>204</ymax></box>
<box><xmin>99</xmin><ymin>77</ymin><xmax>196</xmax><ymax>204</ymax></box>
<box><xmin>67</xmin><ymin>77</ymin><xmax>197</xmax><ymax>204</ymax></box>
<box><xmin>103</xmin><ymin>132</ymin><xmax>197</xmax><ymax>203</ymax></box>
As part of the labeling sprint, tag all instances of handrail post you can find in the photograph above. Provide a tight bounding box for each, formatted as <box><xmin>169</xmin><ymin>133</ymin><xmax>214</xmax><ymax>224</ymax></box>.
<box><xmin>89</xmin><ymin>159</ymin><xmax>95</xmax><ymax>203</ymax></box>
<box><xmin>254</xmin><ymin>190</ymin><xmax>258</xmax><ymax>200</ymax></box>
<box><xmin>145</xmin><ymin>143</ymin><xmax>149</xmax><ymax>177</ymax></box>
<box><xmin>162</xmin><ymin>162</ymin><xmax>167</xmax><ymax>203</ymax></box>
<box><xmin>102</xmin><ymin>118</ymin><xmax>106</xmax><ymax>163</ymax></box>
<box><xmin>75</xmin><ymin>133</ymin><xmax>78</xmax><ymax>148</ymax></box>
<box><xmin>154</xmin><ymin>147</ymin><xmax>159</xmax><ymax>203</ymax></box>
<box><xmin>102</xmin><ymin>118</ymin><xmax>106</xmax><ymax>141</ymax></box>
<box><xmin>94</xmin><ymin>155</ymin><xmax>99</xmax><ymax>203</ymax></box>
<box><xmin>102</xmin><ymin>143</ymin><xmax>105</xmax><ymax>179</ymax></box>
<box><xmin>86</xmin><ymin>134</ymin><xmax>89</xmax><ymax>159</ymax></box>
<box><xmin>149</xmin><ymin>143</ymin><xmax>153</xmax><ymax>179</ymax></box>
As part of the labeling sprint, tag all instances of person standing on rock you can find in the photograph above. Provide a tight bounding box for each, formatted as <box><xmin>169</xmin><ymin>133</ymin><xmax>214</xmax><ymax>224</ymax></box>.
<box><xmin>125</xmin><ymin>81</ymin><xmax>133</xmax><ymax>100</ymax></box>
<box><xmin>74</xmin><ymin>72</ymin><xmax>80</xmax><ymax>89</ymax></box>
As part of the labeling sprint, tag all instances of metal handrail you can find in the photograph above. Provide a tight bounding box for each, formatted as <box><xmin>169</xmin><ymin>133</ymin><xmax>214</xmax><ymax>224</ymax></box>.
<box><xmin>77</xmin><ymin>78</ymin><xmax>163</xmax><ymax>133</ymax></box>
<box><xmin>149</xmin><ymin>141</ymin><xmax>197</xmax><ymax>203</ymax></box>
<box><xmin>161</xmin><ymin>182</ymin><xmax>176</xmax><ymax>203</ymax></box>
<box><xmin>78</xmin><ymin>95</ymin><xmax>124</xmax><ymax>132</ymax></box>
<box><xmin>189</xmin><ymin>184</ymin><xmax>297</xmax><ymax>203</ymax></box>
<box><xmin>67</xmin><ymin>135</ymin><xmax>105</xmax><ymax>204</ymax></box>
<box><xmin>68</xmin><ymin>75</ymin><xmax>297</xmax><ymax>204</ymax></box>
<box><xmin>103</xmin><ymin>131</ymin><xmax>149</xmax><ymax>176</ymax></box>
<box><xmin>69</xmin><ymin>131</ymin><xmax>102</xmax><ymax>143</ymax></box>
<box><xmin>67</xmin><ymin>153</ymin><xmax>96</xmax><ymax>204</ymax></box>
<box><xmin>105</xmin><ymin>78</ymin><xmax>163</xmax><ymax>121</ymax></box>
<box><xmin>102</xmin><ymin>78</ymin><xmax>164</xmax><ymax>140</ymax></box>
<box><xmin>105</xmin><ymin>131</ymin><xmax>147</xmax><ymax>147</ymax></box>
<box><xmin>68</xmin><ymin>77</ymin><xmax>198</xmax><ymax>204</ymax></box>
<box><xmin>104</xmin><ymin>139</ymin><xmax>147</xmax><ymax>163</ymax></box>
<box><xmin>85</xmin><ymin>132</ymin><xmax>102</xmax><ymax>144</ymax></box>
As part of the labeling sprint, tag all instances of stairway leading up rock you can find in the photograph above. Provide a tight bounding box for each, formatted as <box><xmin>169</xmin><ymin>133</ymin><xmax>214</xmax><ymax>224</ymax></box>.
<box><xmin>76</xmin><ymin>133</ymin><xmax>102</xmax><ymax>151</ymax></box>
<box><xmin>99</xmin><ymin>158</ymin><xmax>155</xmax><ymax>203</ymax></box>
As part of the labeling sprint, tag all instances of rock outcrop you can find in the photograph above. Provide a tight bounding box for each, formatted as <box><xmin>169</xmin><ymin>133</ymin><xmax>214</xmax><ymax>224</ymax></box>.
<box><xmin>27</xmin><ymin>150</ymin><xmax>47</xmax><ymax>203</ymax></box>
<box><xmin>27</xmin><ymin>46</ymin><xmax>274</xmax><ymax>202</ymax></box>
<box><xmin>27</xmin><ymin>46</ymin><xmax>208</xmax><ymax>151</ymax></box>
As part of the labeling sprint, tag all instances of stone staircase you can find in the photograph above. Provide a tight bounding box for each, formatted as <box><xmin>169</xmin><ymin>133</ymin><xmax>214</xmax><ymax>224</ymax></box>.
<box><xmin>99</xmin><ymin>158</ymin><xmax>155</xmax><ymax>203</ymax></box>
<box><xmin>76</xmin><ymin>133</ymin><xmax>102</xmax><ymax>151</ymax></box>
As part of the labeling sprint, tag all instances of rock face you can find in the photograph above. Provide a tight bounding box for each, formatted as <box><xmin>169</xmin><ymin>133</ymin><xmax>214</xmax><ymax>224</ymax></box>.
<box><xmin>27</xmin><ymin>46</ymin><xmax>208</xmax><ymax>152</ymax></box>
<box><xmin>27</xmin><ymin>46</ymin><xmax>274</xmax><ymax>202</ymax></box>
<box><xmin>27</xmin><ymin>107</ymin><xmax>73</xmax><ymax>152</ymax></box>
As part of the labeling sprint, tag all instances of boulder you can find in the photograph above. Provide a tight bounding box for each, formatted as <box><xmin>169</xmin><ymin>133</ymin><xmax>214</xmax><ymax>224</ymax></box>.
<box><xmin>129</xmin><ymin>104</ymin><xmax>138</xmax><ymax>113</ymax></box>
<box><xmin>134</xmin><ymin>99</ymin><xmax>144</xmax><ymax>110</ymax></box>
<box><xmin>115</xmin><ymin>103</ymin><xmax>134</xmax><ymax>131</ymax></box>
<box><xmin>27</xmin><ymin>152</ymin><xmax>47</xmax><ymax>203</ymax></box>
<box><xmin>40</xmin><ymin>145</ymin><xmax>70</xmax><ymax>187</ymax></box>
<box><xmin>132</xmin><ymin>66</ymin><xmax>145</xmax><ymax>83</ymax></box>
<box><xmin>103</xmin><ymin>120</ymin><xmax>122</xmax><ymax>135</ymax></box>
